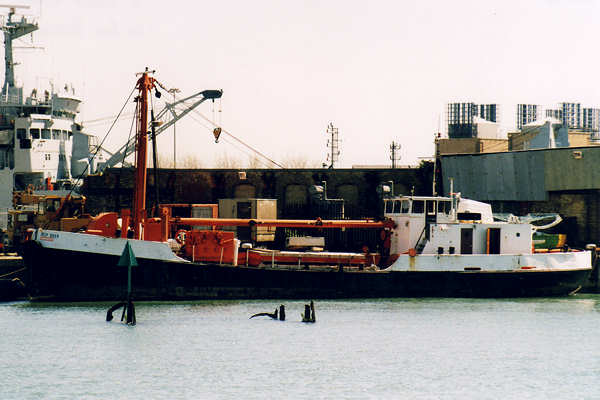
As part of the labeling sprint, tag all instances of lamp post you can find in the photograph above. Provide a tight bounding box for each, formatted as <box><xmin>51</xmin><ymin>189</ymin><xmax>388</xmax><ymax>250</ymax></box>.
<box><xmin>168</xmin><ymin>88</ymin><xmax>180</xmax><ymax>168</ymax></box>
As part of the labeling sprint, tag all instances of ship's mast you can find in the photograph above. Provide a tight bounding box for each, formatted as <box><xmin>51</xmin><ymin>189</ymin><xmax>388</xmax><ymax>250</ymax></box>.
<box><xmin>132</xmin><ymin>68</ymin><xmax>156</xmax><ymax>240</ymax></box>
<box><xmin>1</xmin><ymin>5</ymin><xmax>37</xmax><ymax>99</ymax></box>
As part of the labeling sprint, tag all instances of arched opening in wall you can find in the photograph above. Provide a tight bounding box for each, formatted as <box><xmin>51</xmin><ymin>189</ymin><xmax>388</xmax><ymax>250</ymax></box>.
<box><xmin>284</xmin><ymin>184</ymin><xmax>307</xmax><ymax>218</ymax></box>
<box><xmin>234</xmin><ymin>184</ymin><xmax>256</xmax><ymax>199</ymax></box>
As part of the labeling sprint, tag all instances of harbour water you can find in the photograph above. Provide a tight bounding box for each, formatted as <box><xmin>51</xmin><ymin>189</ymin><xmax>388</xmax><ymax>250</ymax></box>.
<box><xmin>2</xmin><ymin>296</ymin><xmax>600</xmax><ymax>399</ymax></box>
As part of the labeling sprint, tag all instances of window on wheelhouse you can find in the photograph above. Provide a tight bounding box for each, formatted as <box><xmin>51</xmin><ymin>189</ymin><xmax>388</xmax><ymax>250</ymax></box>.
<box><xmin>52</xmin><ymin>130</ymin><xmax>60</xmax><ymax>140</ymax></box>
<box><xmin>426</xmin><ymin>200</ymin><xmax>436</xmax><ymax>215</ymax></box>
<box><xmin>385</xmin><ymin>200</ymin><xmax>394</xmax><ymax>214</ymax></box>
<box><xmin>412</xmin><ymin>200</ymin><xmax>424</xmax><ymax>214</ymax></box>
<box><xmin>438</xmin><ymin>200</ymin><xmax>452</xmax><ymax>215</ymax></box>
<box><xmin>41</xmin><ymin>129</ymin><xmax>51</xmax><ymax>139</ymax></box>
<box><xmin>400</xmin><ymin>200</ymin><xmax>410</xmax><ymax>213</ymax></box>
<box><xmin>30</xmin><ymin>128</ymin><xmax>40</xmax><ymax>139</ymax></box>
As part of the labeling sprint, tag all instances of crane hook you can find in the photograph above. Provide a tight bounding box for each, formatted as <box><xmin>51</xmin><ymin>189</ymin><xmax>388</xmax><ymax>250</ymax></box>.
<box><xmin>213</xmin><ymin>127</ymin><xmax>222</xmax><ymax>143</ymax></box>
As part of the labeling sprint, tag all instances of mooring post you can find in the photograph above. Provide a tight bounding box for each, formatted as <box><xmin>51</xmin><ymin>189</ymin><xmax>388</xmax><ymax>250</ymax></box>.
<box><xmin>302</xmin><ymin>304</ymin><xmax>311</xmax><ymax>322</ymax></box>
<box><xmin>279</xmin><ymin>304</ymin><xmax>285</xmax><ymax>321</ymax></box>
<box><xmin>586</xmin><ymin>244</ymin><xmax>598</xmax><ymax>291</ymax></box>
<box><xmin>302</xmin><ymin>301</ymin><xmax>316</xmax><ymax>323</ymax></box>
<box><xmin>126</xmin><ymin>296</ymin><xmax>136</xmax><ymax>325</ymax></box>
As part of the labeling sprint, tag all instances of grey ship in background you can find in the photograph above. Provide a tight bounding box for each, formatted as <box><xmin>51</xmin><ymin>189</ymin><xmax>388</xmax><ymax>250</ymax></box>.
<box><xmin>0</xmin><ymin>5</ymin><xmax>104</xmax><ymax>228</ymax></box>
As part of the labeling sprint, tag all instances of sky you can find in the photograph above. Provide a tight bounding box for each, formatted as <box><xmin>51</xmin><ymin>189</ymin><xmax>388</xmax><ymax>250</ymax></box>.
<box><xmin>7</xmin><ymin>0</ymin><xmax>600</xmax><ymax>168</ymax></box>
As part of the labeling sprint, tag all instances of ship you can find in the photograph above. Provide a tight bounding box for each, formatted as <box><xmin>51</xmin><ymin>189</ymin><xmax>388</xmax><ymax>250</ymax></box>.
<box><xmin>19</xmin><ymin>69</ymin><xmax>595</xmax><ymax>300</ymax></box>
<box><xmin>0</xmin><ymin>5</ymin><xmax>104</xmax><ymax>231</ymax></box>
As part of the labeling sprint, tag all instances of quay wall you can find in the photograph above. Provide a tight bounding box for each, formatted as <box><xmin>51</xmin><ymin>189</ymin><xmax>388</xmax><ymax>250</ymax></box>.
<box><xmin>83</xmin><ymin>167</ymin><xmax>429</xmax><ymax>219</ymax></box>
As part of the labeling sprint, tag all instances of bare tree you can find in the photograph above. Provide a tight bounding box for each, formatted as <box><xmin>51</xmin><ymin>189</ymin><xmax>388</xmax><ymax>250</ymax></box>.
<box><xmin>282</xmin><ymin>155</ymin><xmax>320</xmax><ymax>168</ymax></box>
<box><xmin>247</xmin><ymin>155</ymin><xmax>263</xmax><ymax>168</ymax></box>
<box><xmin>157</xmin><ymin>153</ymin><xmax>174</xmax><ymax>168</ymax></box>
<box><xmin>180</xmin><ymin>154</ymin><xmax>204</xmax><ymax>168</ymax></box>
<box><xmin>214</xmin><ymin>153</ymin><xmax>243</xmax><ymax>168</ymax></box>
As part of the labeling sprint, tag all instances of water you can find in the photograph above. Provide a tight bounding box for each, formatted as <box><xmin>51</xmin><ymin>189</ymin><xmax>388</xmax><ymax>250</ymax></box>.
<box><xmin>2</xmin><ymin>296</ymin><xmax>600</xmax><ymax>399</ymax></box>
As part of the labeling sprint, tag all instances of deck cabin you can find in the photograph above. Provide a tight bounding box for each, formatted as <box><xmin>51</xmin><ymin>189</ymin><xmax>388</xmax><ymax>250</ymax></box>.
<box><xmin>383</xmin><ymin>195</ymin><xmax>533</xmax><ymax>256</ymax></box>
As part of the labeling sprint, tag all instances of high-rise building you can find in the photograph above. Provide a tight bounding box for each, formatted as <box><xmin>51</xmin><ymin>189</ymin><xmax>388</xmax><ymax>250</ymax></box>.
<box><xmin>545</xmin><ymin>109</ymin><xmax>563</xmax><ymax>120</ymax></box>
<box><xmin>447</xmin><ymin>102</ymin><xmax>477</xmax><ymax>138</ymax></box>
<box><xmin>516</xmin><ymin>104</ymin><xmax>539</xmax><ymax>130</ymax></box>
<box><xmin>582</xmin><ymin>108</ymin><xmax>600</xmax><ymax>132</ymax></box>
<box><xmin>560</xmin><ymin>102</ymin><xmax>581</xmax><ymax>129</ymax></box>
<box><xmin>447</xmin><ymin>102</ymin><xmax>499</xmax><ymax>138</ymax></box>
<box><xmin>477</xmin><ymin>104</ymin><xmax>498</xmax><ymax>123</ymax></box>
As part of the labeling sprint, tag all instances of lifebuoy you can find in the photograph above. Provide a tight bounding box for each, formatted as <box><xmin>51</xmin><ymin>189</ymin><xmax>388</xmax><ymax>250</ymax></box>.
<box><xmin>175</xmin><ymin>229</ymin><xmax>187</xmax><ymax>245</ymax></box>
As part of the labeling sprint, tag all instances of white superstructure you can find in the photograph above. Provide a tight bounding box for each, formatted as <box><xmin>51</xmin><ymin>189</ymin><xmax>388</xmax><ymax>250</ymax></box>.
<box><xmin>0</xmin><ymin>6</ymin><xmax>104</xmax><ymax>229</ymax></box>
<box><xmin>382</xmin><ymin>193</ymin><xmax>591</xmax><ymax>274</ymax></box>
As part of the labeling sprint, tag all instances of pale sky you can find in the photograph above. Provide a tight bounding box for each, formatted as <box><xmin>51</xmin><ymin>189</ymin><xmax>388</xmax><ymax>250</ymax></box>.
<box><xmin>7</xmin><ymin>0</ymin><xmax>600</xmax><ymax>167</ymax></box>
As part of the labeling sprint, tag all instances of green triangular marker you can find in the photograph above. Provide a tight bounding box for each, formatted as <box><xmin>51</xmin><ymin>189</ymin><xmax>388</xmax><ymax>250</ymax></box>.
<box><xmin>118</xmin><ymin>241</ymin><xmax>138</xmax><ymax>267</ymax></box>
<box><xmin>118</xmin><ymin>241</ymin><xmax>138</xmax><ymax>298</ymax></box>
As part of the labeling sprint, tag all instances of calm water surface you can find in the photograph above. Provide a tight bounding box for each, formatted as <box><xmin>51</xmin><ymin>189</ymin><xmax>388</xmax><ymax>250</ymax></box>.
<box><xmin>2</xmin><ymin>296</ymin><xmax>600</xmax><ymax>399</ymax></box>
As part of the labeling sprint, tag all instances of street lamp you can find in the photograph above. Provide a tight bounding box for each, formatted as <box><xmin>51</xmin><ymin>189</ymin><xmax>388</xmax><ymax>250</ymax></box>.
<box><xmin>168</xmin><ymin>88</ymin><xmax>181</xmax><ymax>168</ymax></box>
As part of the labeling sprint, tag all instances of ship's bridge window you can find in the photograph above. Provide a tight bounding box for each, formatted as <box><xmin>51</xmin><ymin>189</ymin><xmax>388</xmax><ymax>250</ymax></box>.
<box><xmin>30</xmin><ymin>128</ymin><xmax>40</xmax><ymax>139</ymax></box>
<box><xmin>385</xmin><ymin>200</ymin><xmax>394</xmax><ymax>214</ymax></box>
<box><xmin>438</xmin><ymin>200</ymin><xmax>451</xmax><ymax>214</ymax></box>
<box><xmin>412</xmin><ymin>200</ymin><xmax>424</xmax><ymax>214</ymax></box>
<box><xmin>51</xmin><ymin>130</ymin><xmax>60</xmax><ymax>140</ymax></box>
<box><xmin>41</xmin><ymin>129</ymin><xmax>51</xmax><ymax>139</ymax></box>
<box><xmin>46</xmin><ymin>199</ymin><xmax>61</xmax><ymax>212</ymax></box>
<box><xmin>400</xmin><ymin>200</ymin><xmax>410</xmax><ymax>213</ymax></box>
<box><xmin>16</xmin><ymin>128</ymin><xmax>26</xmax><ymax>139</ymax></box>
<box><xmin>61</xmin><ymin>130</ymin><xmax>68</xmax><ymax>140</ymax></box>
<box><xmin>426</xmin><ymin>200</ymin><xmax>436</xmax><ymax>215</ymax></box>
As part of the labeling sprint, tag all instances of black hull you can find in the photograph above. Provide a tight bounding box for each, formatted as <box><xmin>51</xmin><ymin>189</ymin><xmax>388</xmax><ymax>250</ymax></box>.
<box><xmin>0</xmin><ymin>256</ymin><xmax>28</xmax><ymax>301</ymax></box>
<box><xmin>0</xmin><ymin>279</ymin><xmax>28</xmax><ymax>301</ymax></box>
<box><xmin>23</xmin><ymin>241</ymin><xmax>592</xmax><ymax>301</ymax></box>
